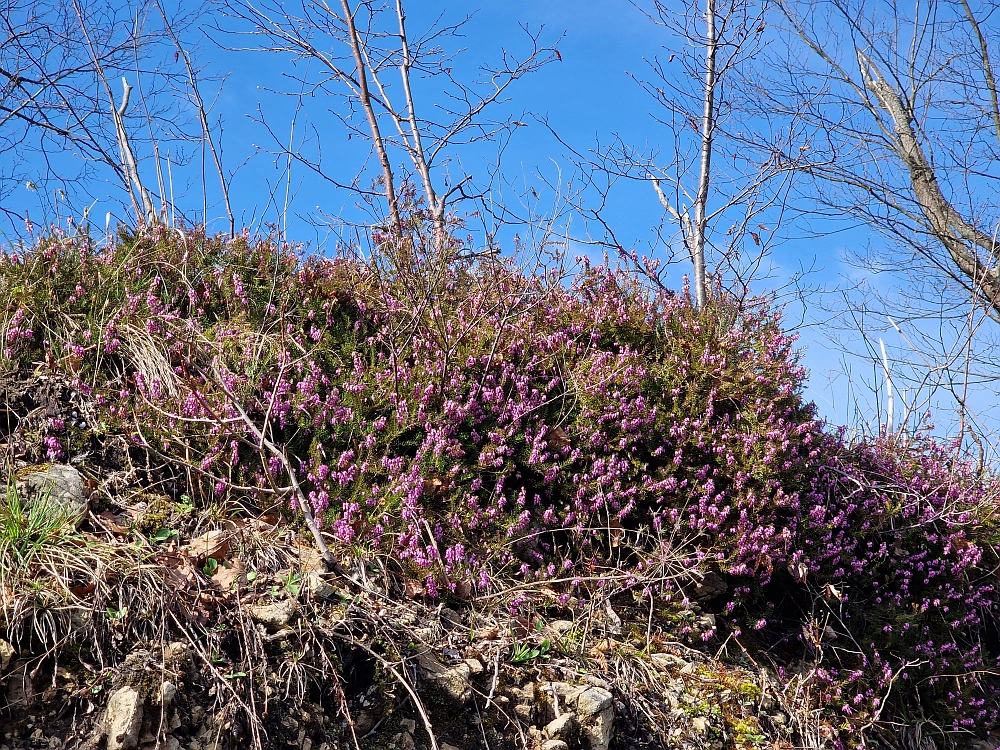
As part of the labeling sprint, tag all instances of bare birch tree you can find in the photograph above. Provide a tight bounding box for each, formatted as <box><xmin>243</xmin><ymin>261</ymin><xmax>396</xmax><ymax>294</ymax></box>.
<box><xmin>545</xmin><ymin>0</ymin><xmax>796</xmax><ymax>305</ymax></box>
<box><xmin>0</xmin><ymin>0</ymin><xmax>138</xmax><ymax>227</ymax></box>
<box><xmin>742</xmin><ymin>0</ymin><xmax>1000</xmax><ymax>447</ymax></box>
<box><xmin>753</xmin><ymin>0</ymin><xmax>1000</xmax><ymax>315</ymax></box>
<box><xmin>220</xmin><ymin>0</ymin><xmax>559</xmax><ymax>256</ymax></box>
<box><xmin>0</xmin><ymin>0</ymin><xmax>230</xmax><ymax>233</ymax></box>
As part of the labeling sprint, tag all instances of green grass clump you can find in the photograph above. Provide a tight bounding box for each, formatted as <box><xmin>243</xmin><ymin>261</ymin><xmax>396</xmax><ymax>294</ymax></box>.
<box><xmin>0</xmin><ymin>481</ymin><xmax>77</xmax><ymax>578</ymax></box>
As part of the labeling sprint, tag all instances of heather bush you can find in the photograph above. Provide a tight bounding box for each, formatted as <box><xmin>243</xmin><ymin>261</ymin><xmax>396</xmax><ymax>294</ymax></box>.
<box><xmin>794</xmin><ymin>435</ymin><xmax>1000</xmax><ymax>733</ymax></box>
<box><xmin>3</xmin><ymin>225</ymin><xmax>1000</xmax><ymax>745</ymax></box>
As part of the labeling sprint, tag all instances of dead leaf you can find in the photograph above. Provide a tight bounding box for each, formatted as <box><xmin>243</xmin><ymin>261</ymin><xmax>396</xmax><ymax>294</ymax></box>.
<box><xmin>788</xmin><ymin>561</ymin><xmax>808</xmax><ymax>583</ymax></box>
<box><xmin>454</xmin><ymin>578</ymin><xmax>473</xmax><ymax>601</ymax></box>
<box><xmin>222</xmin><ymin>517</ymin><xmax>247</xmax><ymax>532</ymax></box>
<box><xmin>184</xmin><ymin>529</ymin><xmax>231</xmax><ymax>562</ymax></box>
<box><xmin>603</xmin><ymin>602</ymin><xmax>623</xmax><ymax>635</ymax></box>
<box><xmin>404</xmin><ymin>579</ymin><xmax>424</xmax><ymax>599</ymax></box>
<box><xmin>478</xmin><ymin>626</ymin><xmax>499</xmax><ymax>641</ymax></box>
<box><xmin>421</xmin><ymin>476</ymin><xmax>450</xmax><ymax>495</ymax></box>
<box><xmin>82</xmin><ymin>478</ymin><xmax>99</xmax><ymax>499</ymax></box>
<box><xmin>589</xmin><ymin>638</ymin><xmax>615</xmax><ymax>655</ymax></box>
<box><xmin>608</xmin><ymin>518</ymin><xmax>624</xmax><ymax>548</ymax></box>
<box><xmin>255</xmin><ymin>514</ymin><xmax>281</xmax><ymax>529</ymax></box>
<box><xmin>71</xmin><ymin>582</ymin><xmax>96</xmax><ymax>597</ymax></box>
<box><xmin>547</xmin><ymin>426</ymin><xmax>571</xmax><ymax>451</ymax></box>
<box><xmin>211</xmin><ymin>560</ymin><xmax>246</xmax><ymax>592</ymax></box>
<box><xmin>155</xmin><ymin>551</ymin><xmax>199</xmax><ymax>591</ymax></box>
<box><xmin>755</xmin><ymin>554</ymin><xmax>774</xmax><ymax>575</ymax></box>
<box><xmin>96</xmin><ymin>511</ymin><xmax>129</xmax><ymax>535</ymax></box>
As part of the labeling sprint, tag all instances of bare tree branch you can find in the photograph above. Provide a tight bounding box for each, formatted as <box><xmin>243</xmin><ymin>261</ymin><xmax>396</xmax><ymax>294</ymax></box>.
<box><xmin>857</xmin><ymin>50</ymin><xmax>1000</xmax><ymax>313</ymax></box>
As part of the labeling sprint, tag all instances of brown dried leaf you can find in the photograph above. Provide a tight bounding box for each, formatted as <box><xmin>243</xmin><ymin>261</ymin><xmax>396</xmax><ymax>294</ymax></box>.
<box><xmin>254</xmin><ymin>514</ymin><xmax>281</xmax><ymax>530</ymax></box>
<box><xmin>184</xmin><ymin>530</ymin><xmax>231</xmax><ymax>562</ymax></box>
<box><xmin>546</xmin><ymin>426</ymin><xmax>571</xmax><ymax>451</ymax></box>
<box><xmin>211</xmin><ymin>560</ymin><xmax>246</xmax><ymax>592</ymax></box>
<box><xmin>96</xmin><ymin>511</ymin><xmax>129</xmax><ymax>535</ymax></box>
<box><xmin>453</xmin><ymin>578</ymin><xmax>473</xmax><ymax>601</ymax></box>
<box><xmin>155</xmin><ymin>551</ymin><xmax>199</xmax><ymax>591</ymax></box>
<box><xmin>608</xmin><ymin>517</ymin><xmax>624</xmax><ymax>548</ymax></box>
<box><xmin>404</xmin><ymin>579</ymin><xmax>425</xmax><ymax>599</ymax></box>
<box><xmin>788</xmin><ymin>561</ymin><xmax>808</xmax><ymax>583</ymax></box>
<box><xmin>71</xmin><ymin>582</ymin><xmax>96</xmax><ymax>597</ymax></box>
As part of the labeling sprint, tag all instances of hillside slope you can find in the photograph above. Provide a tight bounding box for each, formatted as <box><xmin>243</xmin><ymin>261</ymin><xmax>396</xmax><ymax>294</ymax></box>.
<box><xmin>1</xmin><ymin>227</ymin><xmax>999</xmax><ymax>750</ymax></box>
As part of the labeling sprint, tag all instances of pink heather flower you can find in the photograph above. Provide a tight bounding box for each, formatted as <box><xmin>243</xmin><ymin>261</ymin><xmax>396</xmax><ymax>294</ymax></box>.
<box><xmin>44</xmin><ymin>436</ymin><xmax>64</xmax><ymax>461</ymax></box>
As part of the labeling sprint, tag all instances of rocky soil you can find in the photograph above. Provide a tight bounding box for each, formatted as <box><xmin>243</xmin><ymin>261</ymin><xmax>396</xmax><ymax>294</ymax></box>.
<box><xmin>2</xmin><ymin>334</ymin><xmax>997</xmax><ymax>750</ymax></box>
<box><xmin>0</xmin><ymin>458</ymin><xmax>799</xmax><ymax>750</ymax></box>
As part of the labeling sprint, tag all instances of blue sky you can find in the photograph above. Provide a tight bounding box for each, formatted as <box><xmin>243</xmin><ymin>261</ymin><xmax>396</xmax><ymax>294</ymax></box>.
<box><xmin>2</xmin><ymin>0</ymin><xmax>986</xmax><ymax>440</ymax></box>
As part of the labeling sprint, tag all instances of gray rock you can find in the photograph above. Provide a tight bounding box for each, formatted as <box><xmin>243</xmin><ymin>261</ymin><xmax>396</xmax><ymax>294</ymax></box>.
<box><xmin>576</xmin><ymin>687</ymin><xmax>613</xmax><ymax>717</ymax></box>
<box><xmin>163</xmin><ymin>642</ymin><xmax>191</xmax><ymax>667</ymax></box>
<box><xmin>651</xmin><ymin>653</ymin><xmax>689</xmax><ymax>670</ymax></box>
<box><xmin>440</xmin><ymin>744</ymin><xmax>464</xmax><ymax>750</ymax></box>
<box><xmin>15</xmin><ymin>465</ymin><xmax>87</xmax><ymax>527</ymax></box>
<box><xmin>695</xmin><ymin>613</ymin><xmax>716</xmax><ymax>631</ymax></box>
<box><xmin>248</xmin><ymin>600</ymin><xmax>295</xmax><ymax>631</ymax></box>
<box><xmin>105</xmin><ymin>686</ymin><xmax>143</xmax><ymax>750</ymax></box>
<box><xmin>156</xmin><ymin>681</ymin><xmax>177</xmax><ymax>706</ymax></box>
<box><xmin>305</xmin><ymin>571</ymin><xmax>337</xmax><ymax>600</ymax></box>
<box><xmin>542</xmin><ymin>682</ymin><xmax>581</xmax><ymax>702</ymax></box>
<box><xmin>565</xmin><ymin>686</ymin><xmax>614</xmax><ymax>750</ymax></box>
<box><xmin>693</xmin><ymin>571</ymin><xmax>728</xmax><ymax>599</ymax></box>
<box><xmin>0</xmin><ymin>639</ymin><xmax>13</xmax><ymax>671</ymax></box>
<box><xmin>5</xmin><ymin>671</ymin><xmax>34</xmax><ymax>708</ymax></box>
<box><xmin>582</xmin><ymin>707</ymin><xmax>614</xmax><ymax>750</ymax></box>
<box><xmin>354</xmin><ymin>710</ymin><xmax>377</xmax><ymax>735</ymax></box>
<box><xmin>465</xmin><ymin>658</ymin><xmax>485</xmax><ymax>675</ymax></box>
<box><xmin>417</xmin><ymin>653</ymin><xmax>472</xmax><ymax>703</ymax></box>
<box><xmin>515</xmin><ymin>682</ymin><xmax>536</xmax><ymax>701</ymax></box>
<box><xmin>544</xmin><ymin>712</ymin><xmax>578</xmax><ymax>741</ymax></box>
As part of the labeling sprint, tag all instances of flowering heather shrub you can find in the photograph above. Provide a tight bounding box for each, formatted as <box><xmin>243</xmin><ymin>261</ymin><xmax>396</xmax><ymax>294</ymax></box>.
<box><xmin>798</xmin><ymin>436</ymin><xmax>1000</xmax><ymax>733</ymax></box>
<box><xmin>2</xmin><ymin>225</ymin><xmax>999</xmax><ymax>743</ymax></box>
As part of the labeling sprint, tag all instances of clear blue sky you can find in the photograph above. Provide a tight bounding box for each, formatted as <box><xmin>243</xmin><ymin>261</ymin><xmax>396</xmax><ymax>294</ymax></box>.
<box><xmin>1</xmin><ymin>0</ymin><xmax>983</xmax><ymax>441</ymax></box>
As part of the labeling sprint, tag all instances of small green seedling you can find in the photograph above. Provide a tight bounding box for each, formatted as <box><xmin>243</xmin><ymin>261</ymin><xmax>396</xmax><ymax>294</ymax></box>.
<box><xmin>203</xmin><ymin>557</ymin><xmax>219</xmax><ymax>576</ymax></box>
<box><xmin>173</xmin><ymin>495</ymin><xmax>195</xmax><ymax>514</ymax></box>
<box><xmin>106</xmin><ymin>606</ymin><xmax>127</xmax><ymax>621</ymax></box>
<box><xmin>152</xmin><ymin>527</ymin><xmax>178</xmax><ymax>543</ymax></box>
<box><xmin>270</xmin><ymin>571</ymin><xmax>302</xmax><ymax>597</ymax></box>
<box><xmin>510</xmin><ymin>639</ymin><xmax>550</xmax><ymax>664</ymax></box>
